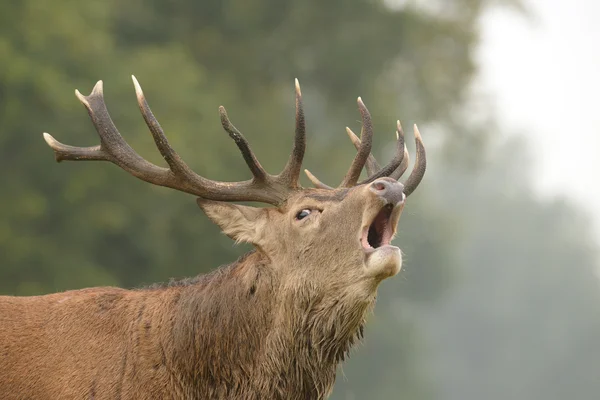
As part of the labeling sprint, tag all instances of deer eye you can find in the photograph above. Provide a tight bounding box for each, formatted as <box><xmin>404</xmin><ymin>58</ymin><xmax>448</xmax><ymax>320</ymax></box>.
<box><xmin>296</xmin><ymin>209</ymin><xmax>312</xmax><ymax>220</ymax></box>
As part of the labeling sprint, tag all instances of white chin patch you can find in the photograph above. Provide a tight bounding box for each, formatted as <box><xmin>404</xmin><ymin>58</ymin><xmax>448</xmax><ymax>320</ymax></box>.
<box><xmin>365</xmin><ymin>245</ymin><xmax>402</xmax><ymax>280</ymax></box>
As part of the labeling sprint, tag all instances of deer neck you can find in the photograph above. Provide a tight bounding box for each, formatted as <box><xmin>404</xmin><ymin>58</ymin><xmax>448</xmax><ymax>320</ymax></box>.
<box><xmin>263</xmin><ymin>276</ymin><xmax>374</xmax><ymax>398</ymax></box>
<box><xmin>170</xmin><ymin>250</ymin><xmax>373</xmax><ymax>399</ymax></box>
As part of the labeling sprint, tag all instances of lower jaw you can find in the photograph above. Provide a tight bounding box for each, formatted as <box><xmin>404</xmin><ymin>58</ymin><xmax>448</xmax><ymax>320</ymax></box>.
<box><xmin>363</xmin><ymin>245</ymin><xmax>402</xmax><ymax>280</ymax></box>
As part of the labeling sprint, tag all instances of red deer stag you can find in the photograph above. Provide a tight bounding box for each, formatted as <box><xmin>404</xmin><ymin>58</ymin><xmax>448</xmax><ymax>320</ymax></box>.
<box><xmin>0</xmin><ymin>76</ymin><xmax>426</xmax><ymax>399</ymax></box>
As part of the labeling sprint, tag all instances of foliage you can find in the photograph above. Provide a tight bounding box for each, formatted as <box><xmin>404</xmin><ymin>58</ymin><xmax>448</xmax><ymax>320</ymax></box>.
<box><xmin>2</xmin><ymin>0</ymin><xmax>599</xmax><ymax>399</ymax></box>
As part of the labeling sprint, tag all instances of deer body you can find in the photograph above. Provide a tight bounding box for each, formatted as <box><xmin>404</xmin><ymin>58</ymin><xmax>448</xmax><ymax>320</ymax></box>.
<box><xmin>1</xmin><ymin>251</ymin><xmax>371</xmax><ymax>399</ymax></box>
<box><xmin>0</xmin><ymin>77</ymin><xmax>426</xmax><ymax>399</ymax></box>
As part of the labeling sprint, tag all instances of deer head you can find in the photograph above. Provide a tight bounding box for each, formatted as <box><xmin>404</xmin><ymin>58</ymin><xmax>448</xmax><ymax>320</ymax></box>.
<box><xmin>44</xmin><ymin>77</ymin><xmax>424</xmax><ymax>288</ymax></box>
<box><xmin>44</xmin><ymin>75</ymin><xmax>425</xmax><ymax>302</ymax></box>
<box><xmin>42</xmin><ymin>78</ymin><xmax>426</xmax><ymax>390</ymax></box>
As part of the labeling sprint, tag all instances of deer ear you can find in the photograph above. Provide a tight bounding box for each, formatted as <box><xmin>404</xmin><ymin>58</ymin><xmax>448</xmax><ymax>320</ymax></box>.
<box><xmin>196</xmin><ymin>199</ymin><xmax>268</xmax><ymax>245</ymax></box>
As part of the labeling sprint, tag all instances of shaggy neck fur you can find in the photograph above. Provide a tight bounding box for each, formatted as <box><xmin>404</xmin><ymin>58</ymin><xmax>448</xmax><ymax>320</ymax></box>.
<box><xmin>166</xmin><ymin>251</ymin><xmax>374</xmax><ymax>399</ymax></box>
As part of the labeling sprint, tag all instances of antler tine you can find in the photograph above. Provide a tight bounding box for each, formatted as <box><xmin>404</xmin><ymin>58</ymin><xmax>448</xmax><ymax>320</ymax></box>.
<box><xmin>44</xmin><ymin>79</ymin><xmax>292</xmax><ymax>205</ymax></box>
<box><xmin>345</xmin><ymin>127</ymin><xmax>380</xmax><ymax>175</ymax></box>
<box><xmin>390</xmin><ymin>145</ymin><xmax>410</xmax><ymax>180</ymax></box>
<box><xmin>132</xmin><ymin>76</ymin><xmax>196</xmax><ymax>178</ymax></box>
<box><xmin>402</xmin><ymin>124</ymin><xmax>426</xmax><ymax>196</ymax></box>
<box><xmin>304</xmin><ymin>169</ymin><xmax>333</xmax><ymax>190</ymax></box>
<box><xmin>43</xmin><ymin>133</ymin><xmax>110</xmax><ymax>162</ymax></box>
<box><xmin>218</xmin><ymin>106</ymin><xmax>268</xmax><ymax>182</ymax></box>
<box><xmin>340</xmin><ymin>97</ymin><xmax>373</xmax><ymax>187</ymax></box>
<box><xmin>358</xmin><ymin>120</ymin><xmax>405</xmax><ymax>184</ymax></box>
<box><xmin>278</xmin><ymin>79</ymin><xmax>306</xmax><ymax>187</ymax></box>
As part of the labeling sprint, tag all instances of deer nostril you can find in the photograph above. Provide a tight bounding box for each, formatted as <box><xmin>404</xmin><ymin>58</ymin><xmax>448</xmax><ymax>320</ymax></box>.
<box><xmin>372</xmin><ymin>181</ymin><xmax>387</xmax><ymax>191</ymax></box>
<box><xmin>370</xmin><ymin>178</ymin><xmax>404</xmax><ymax>205</ymax></box>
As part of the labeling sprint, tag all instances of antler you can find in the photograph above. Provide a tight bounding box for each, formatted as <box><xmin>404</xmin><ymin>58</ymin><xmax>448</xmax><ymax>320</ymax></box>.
<box><xmin>43</xmin><ymin>76</ymin><xmax>307</xmax><ymax>205</ymax></box>
<box><xmin>45</xmin><ymin>77</ymin><xmax>425</xmax><ymax>201</ymax></box>
<box><xmin>304</xmin><ymin>99</ymin><xmax>426</xmax><ymax>196</ymax></box>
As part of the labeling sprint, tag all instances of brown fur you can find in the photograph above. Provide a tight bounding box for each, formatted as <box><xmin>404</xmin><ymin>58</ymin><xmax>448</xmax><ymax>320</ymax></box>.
<box><xmin>0</xmin><ymin>183</ymin><xmax>405</xmax><ymax>399</ymax></box>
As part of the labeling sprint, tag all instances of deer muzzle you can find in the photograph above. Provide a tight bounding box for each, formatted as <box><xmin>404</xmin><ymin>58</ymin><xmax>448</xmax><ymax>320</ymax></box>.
<box><xmin>360</xmin><ymin>178</ymin><xmax>406</xmax><ymax>279</ymax></box>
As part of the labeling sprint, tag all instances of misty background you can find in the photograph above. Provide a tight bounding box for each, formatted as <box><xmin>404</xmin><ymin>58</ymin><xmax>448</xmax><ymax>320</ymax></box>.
<box><xmin>1</xmin><ymin>0</ymin><xmax>599</xmax><ymax>399</ymax></box>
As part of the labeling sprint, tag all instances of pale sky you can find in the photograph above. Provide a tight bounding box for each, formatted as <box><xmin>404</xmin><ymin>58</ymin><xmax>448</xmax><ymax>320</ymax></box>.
<box><xmin>477</xmin><ymin>0</ymin><xmax>600</xmax><ymax>237</ymax></box>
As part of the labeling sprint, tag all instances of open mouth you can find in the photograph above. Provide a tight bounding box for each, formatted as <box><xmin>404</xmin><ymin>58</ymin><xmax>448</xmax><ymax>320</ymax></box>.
<box><xmin>361</xmin><ymin>204</ymin><xmax>395</xmax><ymax>250</ymax></box>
